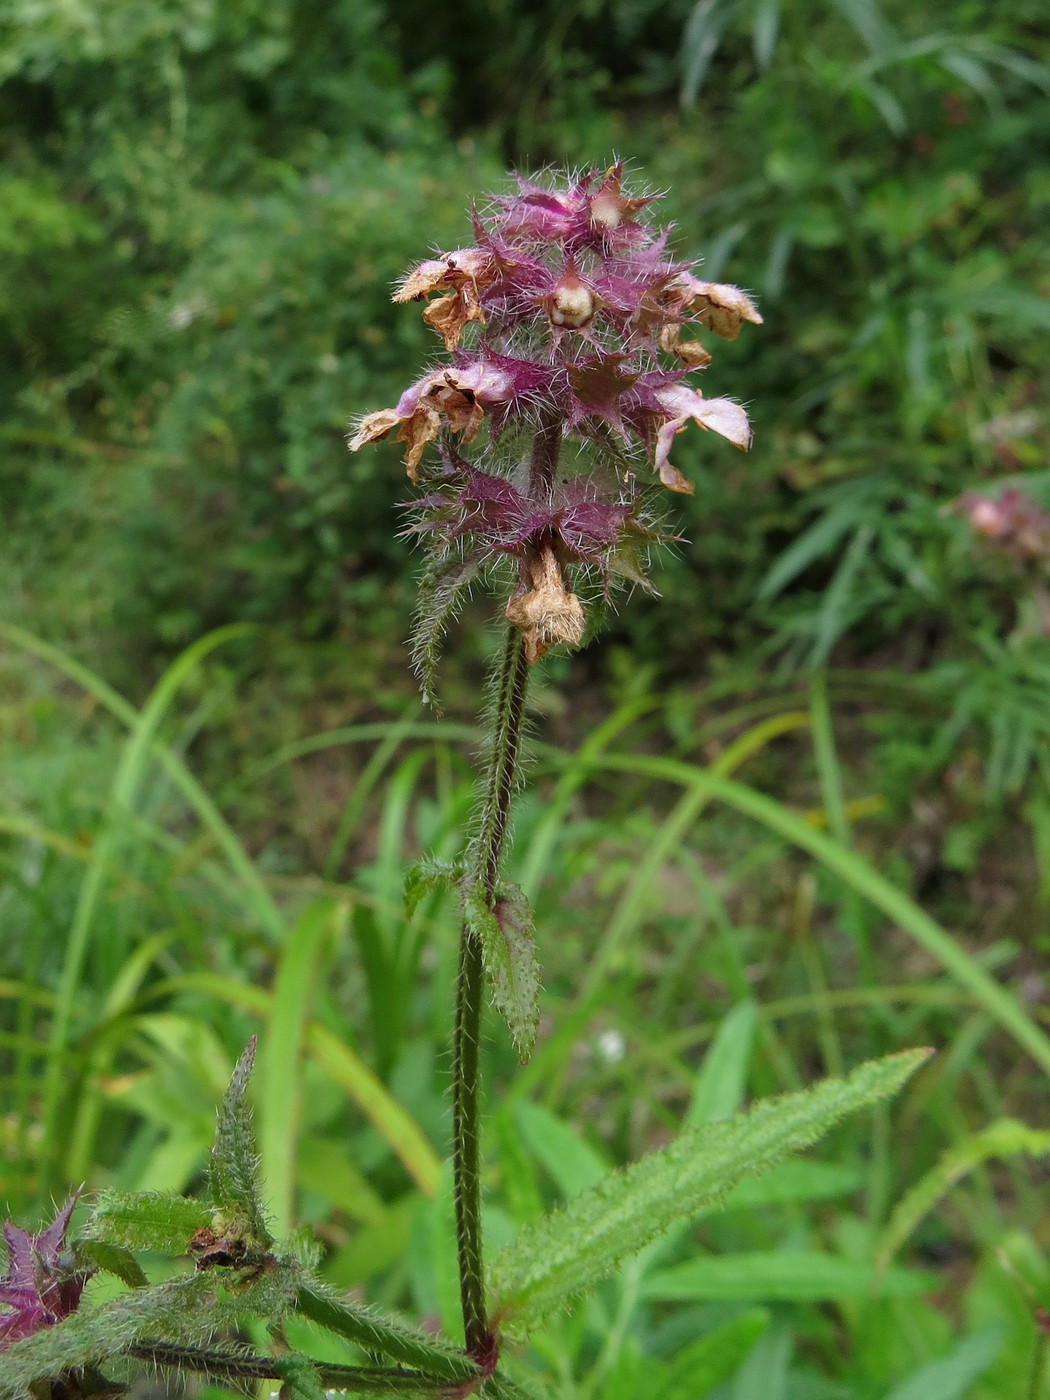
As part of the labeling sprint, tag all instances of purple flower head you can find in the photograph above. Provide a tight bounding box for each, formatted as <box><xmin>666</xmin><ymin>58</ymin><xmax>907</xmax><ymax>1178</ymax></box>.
<box><xmin>349</xmin><ymin>164</ymin><xmax>761</xmax><ymax>673</ymax></box>
<box><xmin>0</xmin><ymin>1195</ymin><xmax>93</xmax><ymax>1352</ymax></box>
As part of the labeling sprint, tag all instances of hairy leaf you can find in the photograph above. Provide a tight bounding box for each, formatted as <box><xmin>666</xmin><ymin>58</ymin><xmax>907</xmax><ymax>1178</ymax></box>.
<box><xmin>76</xmin><ymin>1242</ymin><xmax>148</xmax><ymax>1290</ymax></box>
<box><xmin>462</xmin><ymin>879</ymin><xmax>540</xmax><ymax>1062</ymax></box>
<box><xmin>79</xmin><ymin>1191</ymin><xmax>209</xmax><ymax>1255</ymax></box>
<box><xmin>210</xmin><ymin>1037</ymin><xmax>271</xmax><ymax>1246</ymax></box>
<box><xmin>125</xmin><ymin>1341</ymin><xmax>457</xmax><ymax>1396</ymax></box>
<box><xmin>295</xmin><ymin>1284</ymin><xmax>478</xmax><ymax>1386</ymax></box>
<box><xmin>411</xmin><ymin>551</ymin><xmax>487</xmax><ymax>710</ymax></box>
<box><xmin>270</xmin><ymin>1352</ymin><xmax>325</xmax><ymax>1400</ymax></box>
<box><xmin>489</xmin><ymin>1049</ymin><xmax>930</xmax><ymax>1330</ymax></box>
<box><xmin>404</xmin><ymin>855</ymin><xmax>462</xmax><ymax>920</ymax></box>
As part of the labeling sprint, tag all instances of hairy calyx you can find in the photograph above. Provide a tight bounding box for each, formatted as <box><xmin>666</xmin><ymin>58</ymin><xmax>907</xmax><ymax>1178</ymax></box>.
<box><xmin>349</xmin><ymin>162</ymin><xmax>761</xmax><ymax>674</ymax></box>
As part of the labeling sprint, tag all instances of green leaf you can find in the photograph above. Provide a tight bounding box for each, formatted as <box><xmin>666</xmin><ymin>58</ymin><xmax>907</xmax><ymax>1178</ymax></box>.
<box><xmin>163</xmin><ymin>971</ymin><xmax>441</xmax><ymax>1198</ymax></box>
<box><xmin>585</xmin><ymin>752</ymin><xmax>1050</xmax><ymax>1078</ymax></box>
<box><xmin>654</xmin><ymin>1310</ymin><xmax>769</xmax><ymax>1399</ymax></box>
<box><xmin>488</xmin><ymin>1049</ymin><xmax>929</xmax><ymax>1331</ymax></box>
<box><xmin>641</xmin><ymin>1251</ymin><xmax>935</xmax><ymax>1301</ymax></box>
<box><xmin>76</xmin><ymin>1240</ymin><xmax>148</xmax><ymax>1289</ymax></box>
<box><xmin>484</xmin><ymin>1375</ymin><xmax>553</xmax><ymax>1400</ymax></box>
<box><xmin>34</xmin><ymin>623</ymin><xmax>266</xmax><ymax>1186</ymax></box>
<box><xmin>462</xmin><ymin>879</ymin><xmax>540</xmax><ymax>1063</ymax></box>
<box><xmin>732</xmin><ymin>1326</ymin><xmax>792</xmax><ymax>1400</ymax></box>
<box><xmin>296</xmin><ymin>1137</ymin><xmax>387</xmax><ymax>1226</ymax></box>
<box><xmin>723</xmin><ymin>1159</ymin><xmax>861</xmax><ymax>1209</ymax></box>
<box><xmin>210</xmin><ymin>1037</ymin><xmax>272</xmax><ymax>1247</ymax></box>
<box><xmin>680</xmin><ymin>0</ymin><xmax>733</xmax><ymax>107</ymax></box>
<box><xmin>270</xmin><ymin>1353</ymin><xmax>326</xmax><ymax>1400</ymax></box>
<box><xmin>515</xmin><ymin>1101</ymin><xmax>608</xmax><ymax>1198</ymax></box>
<box><xmin>404</xmin><ymin>855</ymin><xmax>462</xmax><ymax>919</ymax></box>
<box><xmin>79</xmin><ymin>1190</ymin><xmax>210</xmax><ymax>1254</ymax></box>
<box><xmin>259</xmin><ymin>900</ymin><xmax>342</xmax><ymax>1240</ymax></box>
<box><xmin>876</xmin><ymin>1119</ymin><xmax>1050</xmax><ymax>1273</ymax></box>
<box><xmin>686</xmin><ymin>1000</ymin><xmax>757</xmax><ymax>1126</ymax></box>
<box><xmin>751</xmin><ymin>0</ymin><xmax>780</xmax><ymax>69</ymax></box>
<box><xmin>756</xmin><ymin>485</ymin><xmax>878</xmax><ymax>602</ymax></box>
<box><xmin>294</xmin><ymin>1284</ymin><xmax>478</xmax><ymax>1386</ymax></box>
<box><xmin>882</xmin><ymin>1323</ymin><xmax>1005</xmax><ymax>1400</ymax></box>
<box><xmin>411</xmin><ymin>552</ymin><xmax>488</xmax><ymax>710</ymax></box>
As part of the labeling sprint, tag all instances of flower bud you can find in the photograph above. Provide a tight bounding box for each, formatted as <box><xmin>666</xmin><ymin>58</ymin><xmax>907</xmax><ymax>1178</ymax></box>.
<box><xmin>548</xmin><ymin>267</ymin><xmax>596</xmax><ymax>329</ymax></box>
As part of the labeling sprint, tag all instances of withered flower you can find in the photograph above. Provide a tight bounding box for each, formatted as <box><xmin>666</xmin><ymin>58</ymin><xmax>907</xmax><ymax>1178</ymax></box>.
<box><xmin>350</xmin><ymin>163</ymin><xmax>761</xmax><ymax>673</ymax></box>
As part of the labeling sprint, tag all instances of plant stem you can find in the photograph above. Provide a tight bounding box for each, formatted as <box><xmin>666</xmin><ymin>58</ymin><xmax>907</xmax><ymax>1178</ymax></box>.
<box><xmin>452</xmin><ymin>623</ymin><xmax>530</xmax><ymax>1363</ymax></box>
<box><xmin>451</xmin><ymin>410</ymin><xmax>558</xmax><ymax>1360</ymax></box>
<box><xmin>528</xmin><ymin>409</ymin><xmax>562</xmax><ymax>500</ymax></box>
<box><xmin>127</xmin><ymin>1343</ymin><xmax>454</xmax><ymax>1394</ymax></box>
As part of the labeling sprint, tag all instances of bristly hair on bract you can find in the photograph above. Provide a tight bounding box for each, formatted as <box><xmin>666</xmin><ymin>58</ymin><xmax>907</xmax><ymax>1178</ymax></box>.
<box><xmin>349</xmin><ymin>161</ymin><xmax>762</xmax><ymax>701</ymax></box>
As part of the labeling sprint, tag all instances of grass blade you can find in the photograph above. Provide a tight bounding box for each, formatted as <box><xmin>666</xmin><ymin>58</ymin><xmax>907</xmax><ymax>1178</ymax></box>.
<box><xmin>882</xmin><ymin>1323</ymin><xmax>1005</xmax><ymax>1400</ymax></box>
<box><xmin>641</xmin><ymin>1251</ymin><xmax>934</xmax><ymax>1301</ymax></box>
<box><xmin>259</xmin><ymin>900</ymin><xmax>344</xmax><ymax>1238</ymax></box>
<box><xmin>876</xmin><ymin>1119</ymin><xmax>1050</xmax><ymax>1273</ymax></box>
<box><xmin>38</xmin><ymin>625</ymin><xmax>256</xmax><ymax>1186</ymax></box>
<box><xmin>586</xmin><ymin>753</ymin><xmax>1050</xmax><ymax>1078</ymax></box>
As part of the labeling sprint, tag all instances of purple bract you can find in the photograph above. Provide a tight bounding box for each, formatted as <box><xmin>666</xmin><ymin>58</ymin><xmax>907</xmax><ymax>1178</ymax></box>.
<box><xmin>0</xmin><ymin>1195</ymin><xmax>93</xmax><ymax>1352</ymax></box>
<box><xmin>349</xmin><ymin>163</ymin><xmax>761</xmax><ymax>666</ymax></box>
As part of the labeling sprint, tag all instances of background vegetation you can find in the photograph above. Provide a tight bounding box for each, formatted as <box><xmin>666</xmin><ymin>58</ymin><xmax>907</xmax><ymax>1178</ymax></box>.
<box><xmin>2</xmin><ymin>0</ymin><xmax>1050</xmax><ymax>1395</ymax></box>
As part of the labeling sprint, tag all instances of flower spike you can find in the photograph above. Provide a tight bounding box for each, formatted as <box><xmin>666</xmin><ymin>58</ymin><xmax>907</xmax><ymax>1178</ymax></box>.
<box><xmin>349</xmin><ymin>164</ymin><xmax>761</xmax><ymax>674</ymax></box>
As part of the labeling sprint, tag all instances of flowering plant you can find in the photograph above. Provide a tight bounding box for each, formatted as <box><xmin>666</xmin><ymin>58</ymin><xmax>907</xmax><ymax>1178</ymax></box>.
<box><xmin>0</xmin><ymin>166</ymin><xmax>927</xmax><ymax>1400</ymax></box>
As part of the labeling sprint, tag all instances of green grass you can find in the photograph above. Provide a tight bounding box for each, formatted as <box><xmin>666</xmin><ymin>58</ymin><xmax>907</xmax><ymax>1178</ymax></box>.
<box><xmin>2</xmin><ymin>628</ymin><xmax>1049</xmax><ymax>1398</ymax></box>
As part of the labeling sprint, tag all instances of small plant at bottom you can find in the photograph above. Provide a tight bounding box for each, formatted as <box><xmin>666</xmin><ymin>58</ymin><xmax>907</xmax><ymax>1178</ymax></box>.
<box><xmin>1</xmin><ymin>166</ymin><xmax>930</xmax><ymax>1400</ymax></box>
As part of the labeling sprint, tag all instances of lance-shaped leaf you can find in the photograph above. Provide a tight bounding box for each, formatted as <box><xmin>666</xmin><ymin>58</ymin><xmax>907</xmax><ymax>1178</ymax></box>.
<box><xmin>209</xmin><ymin>1037</ymin><xmax>271</xmax><ymax>1247</ymax></box>
<box><xmin>79</xmin><ymin>1191</ymin><xmax>209</xmax><ymax>1256</ymax></box>
<box><xmin>462</xmin><ymin>879</ymin><xmax>540</xmax><ymax>1063</ymax></box>
<box><xmin>489</xmin><ymin>1049</ymin><xmax>930</xmax><ymax>1331</ymax></box>
<box><xmin>295</xmin><ymin>1284</ymin><xmax>478</xmax><ymax>1386</ymax></box>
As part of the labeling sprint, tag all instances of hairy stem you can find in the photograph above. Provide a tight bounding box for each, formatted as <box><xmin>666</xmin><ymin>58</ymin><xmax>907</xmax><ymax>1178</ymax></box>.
<box><xmin>528</xmin><ymin>407</ymin><xmax>563</xmax><ymax>500</ymax></box>
<box><xmin>452</xmin><ymin>624</ymin><xmax>530</xmax><ymax>1363</ymax></box>
<box><xmin>126</xmin><ymin>1342</ymin><xmax>454</xmax><ymax>1394</ymax></box>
